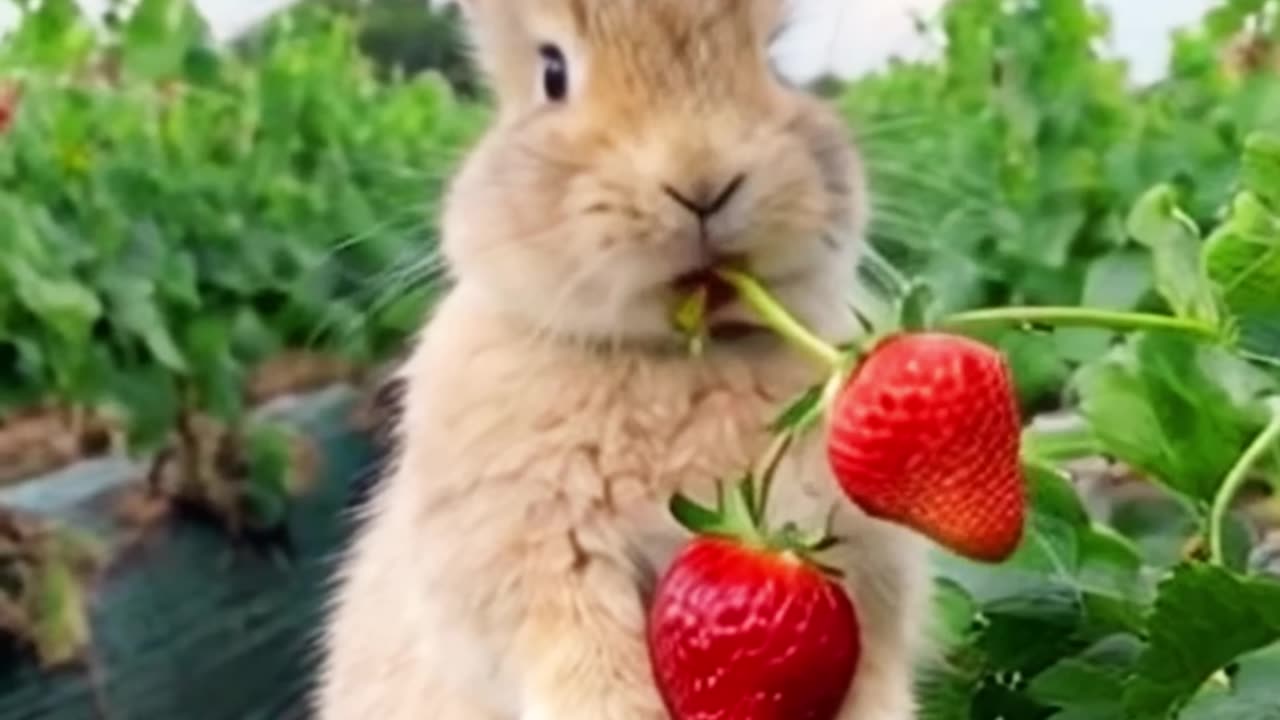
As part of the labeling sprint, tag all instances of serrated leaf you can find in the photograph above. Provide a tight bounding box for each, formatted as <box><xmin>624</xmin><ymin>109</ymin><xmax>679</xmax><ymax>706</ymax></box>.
<box><xmin>1123</xmin><ymin>564</ymin><xmax>1280</xmax><ymax>718</ymax></box>
<box><xmin>1125</xmin><ymin>185</ymin><xmax>1221</xmax><ymax>325</ymax></box>
<box><xmin>1073</xmin><ymin>333</ymin><xmax>1261</xmax><ymax>504</ymax></box>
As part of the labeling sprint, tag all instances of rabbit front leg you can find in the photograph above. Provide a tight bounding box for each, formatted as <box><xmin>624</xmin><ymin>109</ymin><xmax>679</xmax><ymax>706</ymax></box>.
<box><xmin>513</xmin><ymin>535</ymin><xmax>668</xmax><ymax>720</ymax></box>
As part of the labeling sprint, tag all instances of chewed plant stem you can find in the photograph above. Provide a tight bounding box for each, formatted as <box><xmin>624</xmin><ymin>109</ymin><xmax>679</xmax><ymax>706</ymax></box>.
<box><xmin>715</xmin><ymin>269</ymin><xmax>844</xmax><ymax>368</ymax></box>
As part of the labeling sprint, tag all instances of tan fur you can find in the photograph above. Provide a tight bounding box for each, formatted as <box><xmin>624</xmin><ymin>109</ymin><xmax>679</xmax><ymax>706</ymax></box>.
<box><xmin>317</xmin><ymin>1</ymin><xmax>930</xmax><ymax>717</ymax></box>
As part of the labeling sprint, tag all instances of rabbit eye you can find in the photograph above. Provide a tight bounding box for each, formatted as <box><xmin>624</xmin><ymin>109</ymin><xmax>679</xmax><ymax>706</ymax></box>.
<box><xmin>539</xmin><ymin>44</ymin><xmax>569</xmax><ymax>102</ymax></box>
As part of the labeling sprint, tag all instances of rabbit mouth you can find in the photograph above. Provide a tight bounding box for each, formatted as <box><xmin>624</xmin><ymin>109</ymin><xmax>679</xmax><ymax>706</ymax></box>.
<box><xmin>671</xmin><ymin>259</ymin><xmax>777</xmax><ymax>340</ymax></box>
<box><xmin>672</xmin><ymin>267</ymin><xmax>737</xmax><ymax>314</ymax></box>
<box><xmin>671</xmin><ymin>252</ymin><xmax>750</xmax><ymax>312</ymax></box>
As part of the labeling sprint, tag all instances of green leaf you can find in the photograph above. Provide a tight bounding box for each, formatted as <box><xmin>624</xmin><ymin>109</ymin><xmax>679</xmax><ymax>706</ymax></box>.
<box><xmin>1077</xmin><ymin>525</ymin><xmax>1148</xmax><ymax>602</ymax></box>
<box><xmin>244</xmin><ymin>422</ymin><xmax>295</xmax><ymax>528</ymax></box>
<box><xmin>104</xmin><ymin>365</ymin><xmax>179</xmax><ymax>452</ymax></box>
<box><xmin>999</xmin><ymin>331</ymin><xmax>1070</xmax><ymax>407</ymax></box>
<box><xmin>183</xmin><ymin>314</ymin><xmax>244</xmax><ymax>421</ymax></box>
<box><xmin>1022</xmin><ymin>416</ymin><xmax>1102</xmax><ymax>465</ymax></box>
<box><xmin>1125</xmin><ymin>185</ymin><xmax>1221</xmax><ymax>325</ymax></box>
<box><xmin>978</xmin><ymin>583</ymin><xmax>1083</xmax><ymax>672</ymax></box>
<box><xmin>1203</xmin><ymin>192</ymin><xmax>1280</xmax><ymax>318</ymax></box>
<box><xmin>119</xmin><ymin>0</ymin><xmax>212</xmax><ymax>78</ymax></box>
<box><xmin>8</xmin><ymin>262</ymin><xmax>102</xmax><ymax>341</ymax></box>
<box><xmin>1028</xmin><ymin>634</ymin><xmax>1143</xmax><ymax>719</ymax></box>
<box><xmin>1074</xmin><ymin>333</ymin><xmax>1261</xmax><ymax>504</ymax></box>
<box><xmin>927</xmin><ymin>578</ymin><xmax>980</xmax><ymax>651</ymax></box>
<box><xmin>1123</xmin><ymin>564</ymin><xmax>1280</xmax><ymax>719</ymax></box>
<box><xmin>102</xmin><ymin>275</ymin><xmax>188</xmax><ymax>373</ymax></box>
<box><xmin>1241</xmin><ymin>132</ymin><xmax>1280</xmax><ymax>209</ymax></box>
<box><xmin>916</xmin><ymin>649</ymin><xmax>983</xmax><ymax>720</ymax></box>
<box><xmin>1083</xmin><ymin>249</ymin><xmax>1153</xmax><ymax>311</ymax></box>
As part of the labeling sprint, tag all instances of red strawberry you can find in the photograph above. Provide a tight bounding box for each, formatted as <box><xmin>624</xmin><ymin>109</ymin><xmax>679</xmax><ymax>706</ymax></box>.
<box><xmin>826</xmin><ymin>332</ymin><xmax>1025</xmax><ymax>562</ymax></box>
<box><xmin>648</xmin><ymin>477</ymin><xmax>860</xmax><ymax>720</ymax></box>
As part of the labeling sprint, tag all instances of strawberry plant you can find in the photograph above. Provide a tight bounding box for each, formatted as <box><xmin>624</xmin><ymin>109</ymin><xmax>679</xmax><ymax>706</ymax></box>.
<box><xmin>682</xmin><ymin>127</ymin><xmax>1280</xmax><ymax>719</ymax></box>
<box><xmin>840</xmin><ymin>0</ymin><xmax>1280</xmax><ymax>413</ymax></box>
<box><xmin>1</xmin><ymin>0</ymin><xmax>1279</xmax><ymax>713</ymax></box>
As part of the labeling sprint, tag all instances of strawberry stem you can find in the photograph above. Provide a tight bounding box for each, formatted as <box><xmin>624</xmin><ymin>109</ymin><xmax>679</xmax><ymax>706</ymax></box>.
<box><xmin>715</xmin><ymin>268</ymin><xmax>844</xmax><ymax>368</ymax></box>
<box><xmin>941</xmin><ymin>306</ymin><xmax>1224</xmax><ymax>342</ymax></box>
<box><xmin>751</xmin><ymin>430</ymin><xmax>795</xmax><ymax>526</ymax></box>
<box><xmin>1208</xmin><ymin>397</ymin><xmax>1280</xmax><ymax>566</ymax></box>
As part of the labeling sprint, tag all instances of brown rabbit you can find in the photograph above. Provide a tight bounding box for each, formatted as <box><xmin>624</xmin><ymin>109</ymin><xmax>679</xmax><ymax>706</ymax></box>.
<box><xmin>316</xmin><ymin>1</ymin><xmax>930</xmax><ymax>718</ymax></box>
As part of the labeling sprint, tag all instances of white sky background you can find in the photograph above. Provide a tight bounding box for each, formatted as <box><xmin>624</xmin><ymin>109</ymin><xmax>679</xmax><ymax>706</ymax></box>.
<box><xmin>0</xmin><ymin>0</ymin><xmax>1226</xmax><ymax>84</ymax></box>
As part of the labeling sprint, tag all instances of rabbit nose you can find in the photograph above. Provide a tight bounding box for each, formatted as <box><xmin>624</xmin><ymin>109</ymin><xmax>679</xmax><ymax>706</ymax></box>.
<box><xmin>662</xmin><ymin>173</ymin><xmax>746</xmax><ymax>221</ymax></box>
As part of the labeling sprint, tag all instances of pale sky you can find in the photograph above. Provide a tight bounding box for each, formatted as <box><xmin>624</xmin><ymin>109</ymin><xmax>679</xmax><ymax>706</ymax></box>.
<box><xmin>1</xmin><ymin>0</ymin><xmax>1224</xmax><ymax>84</ymax></box>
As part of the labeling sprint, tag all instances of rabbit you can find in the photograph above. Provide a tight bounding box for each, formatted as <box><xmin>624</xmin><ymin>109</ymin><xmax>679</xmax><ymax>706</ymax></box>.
<box><xmin>315</xmin><ymin>1</ymin><xmax>931</xmax><ymax>719</ymax></box>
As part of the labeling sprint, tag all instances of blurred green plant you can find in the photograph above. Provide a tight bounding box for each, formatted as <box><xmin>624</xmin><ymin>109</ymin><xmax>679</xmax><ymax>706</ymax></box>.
<box><xmin>0</xmin><ymin>0</ymin><xmax>484</xmax><ymax>449</ymax></box>
<box><xmin>0</xmin><ymin>0</ymin><xmax>489</xmax><ymax>567</ymax></box>
<box><xmin>841</xmin><ymin>0</ymin><xmax>1280</xmax><ymax>411</ymax></box>
<box><xmin>910</xmin><ymin>130</ymin><xmax>1280</xmax><ymax>720</ymax></box>
<box><xmin>243</xmin><ymin>0</ymin><xmax>481</xmax><ymax>96</ymax></box>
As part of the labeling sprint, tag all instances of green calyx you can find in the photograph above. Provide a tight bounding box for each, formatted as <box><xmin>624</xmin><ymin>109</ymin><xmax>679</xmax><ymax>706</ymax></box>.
<box><xmin>668</xmin><ymin>431</ymin><xmax>844</xmax><ymax>575</ymax></box>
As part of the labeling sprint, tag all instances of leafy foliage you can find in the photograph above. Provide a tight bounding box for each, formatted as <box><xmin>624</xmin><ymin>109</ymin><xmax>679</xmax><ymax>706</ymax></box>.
<box><xmin>828</xmin><ymin>3</ymin><xmax>1280</xmax><ymax>716</ymax></box>
<box><xmin>0</xmin><ymin>0</ymin><xmax>485</xmax><ymax>452</ymax></box>
<box><xmin>4</xmin><ymin>0</ymin><xmax>1280</xmax><ymax>714</ymax></box>
<box><xmin>841</xmin><ymin>0</ymin><xmax>1280</xmax><ymax>410</ymax></box>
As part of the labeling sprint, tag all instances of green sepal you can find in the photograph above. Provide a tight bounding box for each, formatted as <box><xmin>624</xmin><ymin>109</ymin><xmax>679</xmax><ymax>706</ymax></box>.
<box><xmin>770</xmin><ymin>384</ymin><xmax>825</xmax><ymax>434</ymax></box>
<box><xmin>669</xmin><ymin>476</ymin><xmax>765</xmax><ymax>545</ymax></box>
<box><xmin>669</xmin><ymin>492</ymin><xmax>723</xmax><ymax>536</ymax></box>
